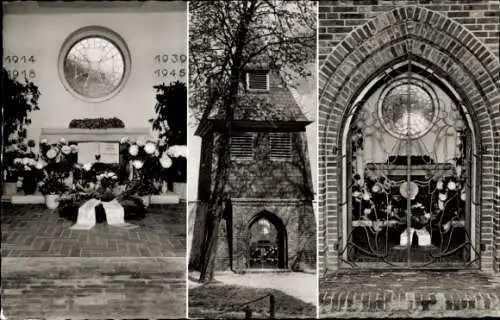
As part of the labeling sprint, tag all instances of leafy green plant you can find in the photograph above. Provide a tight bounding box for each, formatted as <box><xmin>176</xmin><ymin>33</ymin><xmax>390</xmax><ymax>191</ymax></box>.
<box><xmin>68</xmin><ymin>117</ymin><xmax>125</xmax><ymax>129</ymax></box>
<box><xmin>2</xmin><ymin>68</ymin><xmax>40</xmax><ymax>147</ymax></box>
<box><xmin>150</xmin><ymin>81</ymin><xmax>187</xmax><ymax>185</ymax></box>
<box><xmin>150</xmin><ymin>81</ymin><xmax>187</xmax><ymax>145</ymax></box>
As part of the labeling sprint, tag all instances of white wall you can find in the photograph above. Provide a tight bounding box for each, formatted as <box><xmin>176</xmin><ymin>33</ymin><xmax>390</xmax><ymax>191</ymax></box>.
<box><xmin>3</xmin><ymin>3</ymin><xmax>187</xmax><ymax>142</ymax></box>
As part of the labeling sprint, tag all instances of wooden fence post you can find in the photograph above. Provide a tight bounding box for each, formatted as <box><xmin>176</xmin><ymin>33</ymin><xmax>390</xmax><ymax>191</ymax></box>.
<box><xmin>269</xmin><ymin>294</ymin><xmax>276</xmax><ymax>318</ymax></box>
<box><xmin>244</xmin><ymin>305</ymin><xmax>252</xmax><ymax>319</ymax></box>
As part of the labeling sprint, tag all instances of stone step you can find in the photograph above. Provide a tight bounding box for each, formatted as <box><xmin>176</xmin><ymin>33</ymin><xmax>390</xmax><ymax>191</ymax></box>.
<box><xmin>1</xmin><ymin>257</ymin><xmax>186</xmax><ymax>319</ymax></box>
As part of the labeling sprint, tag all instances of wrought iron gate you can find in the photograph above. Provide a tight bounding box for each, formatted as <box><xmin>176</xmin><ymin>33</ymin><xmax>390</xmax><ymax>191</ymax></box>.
<box><xmin>250</xmin><ymin>240</ymin><xmax>279</xmax><ymax>269</ymax></box>
<box><xmin>341</xmin><ymin>58</ymin><xmax>480</xmax><ymax>268</ymax></box>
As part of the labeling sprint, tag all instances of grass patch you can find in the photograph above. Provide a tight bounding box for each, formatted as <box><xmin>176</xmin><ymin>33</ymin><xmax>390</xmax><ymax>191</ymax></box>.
<box><xmin>189</xmin><ymin>283</ymin><xmax>315</xmax><ymax>319</ymax></box>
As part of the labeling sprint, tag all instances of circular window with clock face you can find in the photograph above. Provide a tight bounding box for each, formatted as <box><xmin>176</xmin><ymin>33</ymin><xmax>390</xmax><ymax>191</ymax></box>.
<box><xmin>58</xmin><ymin>27</ymin><xmax>131</xmax><ymax>102</ymax></box>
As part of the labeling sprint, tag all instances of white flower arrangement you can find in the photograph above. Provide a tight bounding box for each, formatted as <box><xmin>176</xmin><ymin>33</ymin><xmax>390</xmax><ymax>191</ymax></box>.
<box><xmin>166</xmin><ymin>145</ymin><xmax>187</xmax><ymax>158</ymax></box>
<box><xmin>129</xmin><ymin>144</ymin><xmax>139</xmax><ymax>156</ymax></box>
<box><xmin>144</xmin><ymin>142</ymin><xmax>157</xmax><ymax>155</ymax></box>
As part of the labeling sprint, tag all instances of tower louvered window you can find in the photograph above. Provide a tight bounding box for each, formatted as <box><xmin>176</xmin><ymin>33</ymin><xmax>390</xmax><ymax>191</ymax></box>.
<box><xmin>270</xmin><ymin>132</ymin><xmax>292</xmax><ymax>160</ymax></box>
<box><xmin>247</xmin><ymin>71</ymin><xmax>269</xmax><ymax>91</ymax></box>
<box><xmin>230</xmin><ymin>133</ymin><xmax>254</xmax><ymax>160</ymax></box>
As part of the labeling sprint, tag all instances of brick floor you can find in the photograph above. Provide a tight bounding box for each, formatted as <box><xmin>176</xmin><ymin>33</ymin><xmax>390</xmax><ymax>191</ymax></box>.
<box><xmin>1</xmin><ymin>203</ymin><xmax>185</xmax><ymax>257</ymax></box>
<box><xmin>1</xmin><ymin>257</ymin><xmax>186</xmax><ymax>319</ymax></box>
<box><xmin>319</xmin><ymin>270</ymin><xmax>500</xmax><ymax>318</ymax></box>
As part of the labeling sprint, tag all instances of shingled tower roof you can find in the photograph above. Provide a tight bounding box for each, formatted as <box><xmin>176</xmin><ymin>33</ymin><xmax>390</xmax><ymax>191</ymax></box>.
<box><xmin>195</xmin><ymin>67</ymin><xmax>311</xmax><ymax>136</ymax></box>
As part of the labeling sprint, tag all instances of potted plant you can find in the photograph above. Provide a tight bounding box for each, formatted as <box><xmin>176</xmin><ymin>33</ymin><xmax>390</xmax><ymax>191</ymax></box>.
<box><xmin>166</xmin><ymin>145</ymin><xmax>187</xmax><ymax>198</ymax></box>
<box><xmin>120</xmin><ymin>137</ymin><xmax>168</xmax><ymax>206</ymax></box>
<box><xmin>3</xmin><ymin>144</ymin><xmax>25</xmax><ymax>195</ymax></box>
<box><xmin>2</xmin><ymin>68</ymin><xmax>40</xmax><ymax>195</ymax></box>
<box><xmin>149</xmin><ymin>81</ymin><xmax>187</xmax><ymax>193</ymax></box>
<box><xmin>38</xmin><ymin>138</ymin><xmax>76</xmax><ymax>209</ymax></box>
<box><xmin>17</xmin><ymin>157</ymin><xmax>46</xmax><ymax>195</ymax></box>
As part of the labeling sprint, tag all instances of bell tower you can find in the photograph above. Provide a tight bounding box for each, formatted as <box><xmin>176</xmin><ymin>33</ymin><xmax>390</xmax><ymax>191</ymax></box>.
<box><xmin>192</xmin><ymin>64</ymin><xmax>316</xmax><ymax>271</ymax></box>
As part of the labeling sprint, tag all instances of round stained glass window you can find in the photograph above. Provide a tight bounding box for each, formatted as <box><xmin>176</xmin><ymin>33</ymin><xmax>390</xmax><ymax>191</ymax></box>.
<box><xmin>378</xmin><ymin>79</ymin><xmax>438</xmax><ymax>139</ymax></box>
<box><xmin>58</xmin><ymin>27</ymin><xmax>131</xmax><ymax>102</ymax></box>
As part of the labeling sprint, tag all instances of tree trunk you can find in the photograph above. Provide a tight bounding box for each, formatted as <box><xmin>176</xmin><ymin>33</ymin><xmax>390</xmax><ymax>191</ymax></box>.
<box><xmin>198</xmin><ymin>1</ymin><xmax>256</xmax><ymax>282</ymax></box>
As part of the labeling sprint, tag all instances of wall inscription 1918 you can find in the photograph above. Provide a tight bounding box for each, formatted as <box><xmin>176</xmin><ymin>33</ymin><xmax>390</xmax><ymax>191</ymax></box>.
<box><xmin>153</xmin><ymin>53</ymin><xmax>186</xmax><ymax>83</ymax></box>
<box><xmin>4</xmin><ymin>55</ymin><xmax>37</xmax><ymax>80</ymax></box>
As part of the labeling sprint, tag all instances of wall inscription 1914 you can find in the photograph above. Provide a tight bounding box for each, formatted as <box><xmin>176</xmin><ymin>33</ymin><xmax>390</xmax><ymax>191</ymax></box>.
<box><xmin>4</xmin><ymin>55</ymin><xmax>37</xmax><ymax>80</ymax></box>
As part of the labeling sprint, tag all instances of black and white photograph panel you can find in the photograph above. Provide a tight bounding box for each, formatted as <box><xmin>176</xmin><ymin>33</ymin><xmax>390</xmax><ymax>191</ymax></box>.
<box><xmin>187</xmin><ymin>0</ymin><xmax>317</xmax><ymax>318</ymax></box>
<box><xmin>1</xmin><ymin>1</ymin><xmax>187</xmax><ymax>319</ymax></box>
<box><xmin>318</xmin><ymin>0</ymin><xmax>500</xmax><ymax>318</ymax></box>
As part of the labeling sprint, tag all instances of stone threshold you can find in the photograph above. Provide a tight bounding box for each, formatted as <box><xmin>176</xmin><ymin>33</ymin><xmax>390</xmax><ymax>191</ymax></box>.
<box><xmin>236</xmin><ymin>268</ymin><xmax>292</xmax><ymax>274</ymax></box>
<box><xmin>320</xmin><ymin>270</ymin><xmax>500</xmax><ymax>317</ymax></box>
<box><xmin>2</xmin><ymin>192</ymin><xmax>180</xmax><ymax>204</ymax></box>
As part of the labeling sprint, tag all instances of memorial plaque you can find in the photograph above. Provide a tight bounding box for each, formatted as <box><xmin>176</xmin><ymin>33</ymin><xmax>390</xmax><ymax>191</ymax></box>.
<box><xmin>99</xmin><ymin>142</ymin><xmax>120</xmax><ymax>163</ymax></box>
<box><xmin>77</xmin><ymin>142</ymin><xmax>100</xmax><ymax>165</ymax></box>
<box><xmin>77</xmin><ymin>142</ymin><xmax>120</xmax><ymax>164</ymax></box>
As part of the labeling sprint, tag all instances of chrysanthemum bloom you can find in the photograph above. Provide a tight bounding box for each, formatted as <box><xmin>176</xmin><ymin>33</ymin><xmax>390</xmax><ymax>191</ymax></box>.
<box><xmin>129</xmin><ymin>144</ymin><xmax>139</xmax><ymax>156</ymax></box>
<box><xmin>60</xmin><ymin>138</ymin><xmax>67</xmax><ymax>144</ymax></box>
<box><xmin>144</xmin><ymin>142</ymin><xmax>156</xmax><ymax>154</ymax></box>
<box><xmin>436</xmin><ymin>180</ymin><xmax>443</xmax><ymax>190</ymax></box>
<box><xmin>160</xmin><ymin>156</ymin><xmax>172</xmax><ymax>169</ymax></box>
<box><xmin>83</xmin><ymin>163</ymin><xmax>92</xmax><ymax>171</ymax></box>
<box><xmin>46</xmin><ymin>148</ymin><xmax>58</xmax><ymax>159</ymax></box>
<box><xmin>70</xmin><ymin>144</ymin><xmax>78</xmax><ymax>153</ymax></box>
<box><xmin>439</xmin><ymin>193</ymin><xmax>447</xmax><ymax>201</ymax></box>
<box><xmin>14</xmin><ymin>158</ymin><xmax>22</xmax><ymax>164</ymax></box>
<box><xmin>35</xmin><ymin>160</ymin><xmax>46</xmax><ymax>170</ymax></box>
<box><xmin>167</xmin><ymin>145</ymin><xmax>187</xmax><ymax>158</ymax></box>
<box><xmin>22</xmin><ymin>157</ymin><xmax>30</xmax><ymax>165</ymax></box>
<box><xmin>120</xmin><ymin>136</ymin><xmax>129</xmax><ymax>144</ymax></box>
<box><xmin>362</xmin><ymin>192</ymin><xmax>371</xmax><ymax>201</ymax></box>
<box><xmin>61</xmin><ymin>145</ymin><xmax>72</xmax><ymax>155</ymax></box>
<box><xmin>40</xmin><ymin>138</ymin><xmax>48</xmax><ymax>145</ymax></box>
<box><xmin>363</xmin><ymin>208</ymin><xmax>371</xmax><ymax>215</ymax></box>
<box><xmin>132</xmin><ymin>160</ymin><xmax>144</xmax><ymax>169</ymax></box>
<box><xmin>447</xmin><ymin>181</ymin><xmax>456</xmax><ymax>190</ymax></box>
<box><xmin>372</xmin><ymin>184</ymin><xmax>381</xmax><ymax>193</ymax></box>
<box><xmin>136</xmin><ymin>137</ymin><xmax>146</xmax><ymax>147</ymax></box>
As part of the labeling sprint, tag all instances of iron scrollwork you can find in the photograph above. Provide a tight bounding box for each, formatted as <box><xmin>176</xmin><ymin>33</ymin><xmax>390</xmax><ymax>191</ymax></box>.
<box><xmin>341</xmin><ymin>70</ymin><xmax>480</xmax><ymax>268</ymax></box>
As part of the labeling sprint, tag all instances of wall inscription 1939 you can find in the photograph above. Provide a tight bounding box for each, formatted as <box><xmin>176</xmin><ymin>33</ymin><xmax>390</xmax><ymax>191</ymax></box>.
<box><xmin>153</xmin><ymin>53</ymin><xmax>186</xmax><ymax>83</ymax></box>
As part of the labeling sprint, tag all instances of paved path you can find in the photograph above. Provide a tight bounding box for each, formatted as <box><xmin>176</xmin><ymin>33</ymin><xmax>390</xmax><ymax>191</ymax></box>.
<box><xmin>213</xmin><ymin>271</ymin><xmax>317</xmax><ymax>305</ymax></box>
<box><xmin>1</xmin><ymin>257</ymin><xmax>186</xmax><ymax>319</ymax></box>
<box><xmin>1</xmin><ymin>203</ymin><xmax>185</xmax><ymax>257</ymax></box>
<box><xmin>320</xmin><ymin>270</ymin><xmax>500</xmax><ymax>318</ymax></box>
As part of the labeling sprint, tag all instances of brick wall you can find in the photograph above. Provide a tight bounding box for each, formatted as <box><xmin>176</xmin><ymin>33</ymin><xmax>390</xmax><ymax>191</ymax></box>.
<box><xmin>192</xmin><ymin>129</ymin><xmax>316</xmax><ymax>271</ymax></box>
<box><xmin>214</xmin><ymin>199</ymin><xmax>316</xmax><ymax>271</ymax></box>
<box><xmin>319</xmin><ymin>0</ymin><xmax>500</xmax><ymax>64</ymax></box>
<box><xmin>318</xmin><ymin>1</ymin><xmax>500</xmax><ymax>274</ymax></box>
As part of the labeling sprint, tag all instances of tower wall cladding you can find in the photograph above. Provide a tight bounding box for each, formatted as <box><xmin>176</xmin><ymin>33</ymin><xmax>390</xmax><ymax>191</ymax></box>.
<box><xmin>318</xmin><ymin>0</ymin><xmax>500</xmax><ymax>274</ymax></box>
<box><xmin>213</xmin><ymin>131</ymin><xmax>317</xmax><ymax>271</ymax></box>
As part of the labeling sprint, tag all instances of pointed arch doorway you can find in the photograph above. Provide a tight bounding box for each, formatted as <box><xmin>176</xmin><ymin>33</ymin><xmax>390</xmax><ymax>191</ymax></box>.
<box><xmin>339</xmin><ymin>55</ymin><xmax>482</xmax><ymax>268</ymax></box>
<box><xmin>248</xmin><ymin>211</ymin><xmax>288</xmax><ymax>269</ymax></box>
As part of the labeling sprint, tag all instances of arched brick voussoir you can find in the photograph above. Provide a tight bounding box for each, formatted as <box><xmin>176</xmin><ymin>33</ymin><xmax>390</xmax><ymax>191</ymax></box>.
<box><xmin>319</xmin><ymin>32</ymin><xmax>500</xmax><ymax>150</ymax></box>
<box><xmin>320</xmin><ymin>6</ymin><xmax>500</xmax><ymax>92</ymax></box>
<box><xmin>327</xmin><ymin>42</ymin><xmax>497</xmax><ymax>141</ymax></box>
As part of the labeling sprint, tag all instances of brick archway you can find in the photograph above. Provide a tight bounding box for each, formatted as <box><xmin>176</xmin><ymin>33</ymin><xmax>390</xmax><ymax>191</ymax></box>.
<box><xmin>318</xmin><ymin>6</ymin><xmax>500</xmax><ymax>274</ymax></box>
<box><xmin>248</xmin><ymin>210</ymin><xmax>288</xmax><ymax>269</ymax></box>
